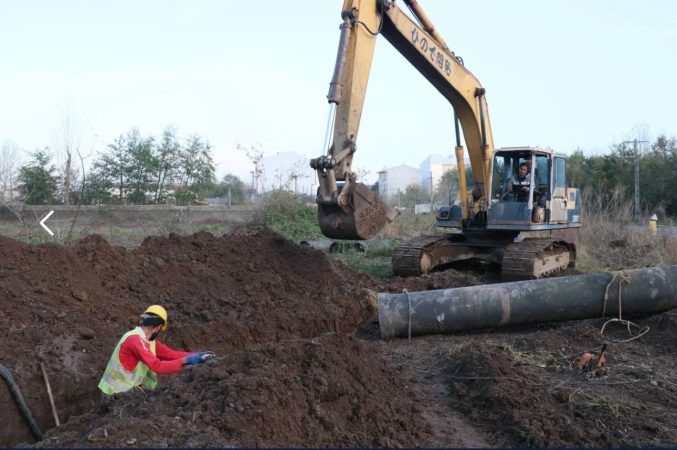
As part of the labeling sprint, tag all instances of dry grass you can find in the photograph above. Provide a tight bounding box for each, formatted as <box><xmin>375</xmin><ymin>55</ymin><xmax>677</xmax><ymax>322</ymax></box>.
<box><xmin>495</xmin><ymin>343</ymin><xmax>559</xmax><ymax>369</ymax></box>
<box><xmin>380</xmin><ymin>211</ymin><xmax>437</xmax><ymax>239</ymax></box>
<box><xmin>565</xmin><ymin>389</ymin><xmax>643</xmax><ymax>418</ymax></box>
<box><xmin>577</xmin><ymin>187</ymin><xmax>677</xmax><ymax>272</ymax></box>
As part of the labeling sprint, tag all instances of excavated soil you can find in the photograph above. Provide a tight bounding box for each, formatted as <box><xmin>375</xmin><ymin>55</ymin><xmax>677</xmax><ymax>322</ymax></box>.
<box><xmin>2</xmin><ymin>227</ymin><xmax>677</xmax><ymax>448</ymax></box>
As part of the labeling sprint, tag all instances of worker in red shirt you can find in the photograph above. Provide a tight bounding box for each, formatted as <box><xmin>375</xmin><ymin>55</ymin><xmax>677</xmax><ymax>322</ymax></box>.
<box><xmin>98</xmin><ymin>305</ymin><xmax>214</xmax><ymax>395</ymax></box>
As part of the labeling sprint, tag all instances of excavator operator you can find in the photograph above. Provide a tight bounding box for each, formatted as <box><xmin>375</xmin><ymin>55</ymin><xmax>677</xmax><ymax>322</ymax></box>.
<box><xmin>507</xmin><ymin>163</ymin><xmax>531</xmax><ymax>202</ymax></box>
<box><xmin>98</xmin><ymin>305</ymin><xmax>215</xmax><ymax>395</ymax></box>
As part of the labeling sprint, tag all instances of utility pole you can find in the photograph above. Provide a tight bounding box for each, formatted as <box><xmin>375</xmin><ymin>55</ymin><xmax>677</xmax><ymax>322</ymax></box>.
<box><xmin>430</xmin><ymin>172</ymin><xmax>434</xmax><ymax>212</ymax></box>
<box><xmin>622</xmin><ymin>139</ymin><xmax>648</xmax><ymax>219</ymax></box>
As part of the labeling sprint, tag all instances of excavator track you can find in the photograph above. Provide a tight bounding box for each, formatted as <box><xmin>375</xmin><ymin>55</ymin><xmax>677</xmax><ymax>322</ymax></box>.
<box><xmin>392</xmin><ymin>235</ymin><xmax>575</xmax><ymax>280</ymax></box>
<box><xmin>501</xmin><ymin>238</ymin><xmax>576</xmax><ymax>280</ymax></box>
<box><xmin>392</xmin><ymin>235</ymin><xmax>452</xmax><ymax>277</ymax></box>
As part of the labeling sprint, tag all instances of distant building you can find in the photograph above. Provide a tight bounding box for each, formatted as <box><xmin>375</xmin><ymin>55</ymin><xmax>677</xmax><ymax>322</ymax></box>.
<box><xmin>0</xmin><ymin>189</ymin><xmax>19</xmax><ymax>202</ymax></box>
<box><xmin>259</xmin><ymin>152</ymin><xmax>317</xmax><ymax>195</ymax></box>
<box><xmin>414</xmin><ymin>203</ymin><xmax>433</xmax><ymax>214</ymax></box>
<box><xmin>420</xmin><ymin>155</ymin><xmax>456</xmax><ymax>193</ymax></box>
<box><xmin>377</xmin><ymin>164</ymin><xmax>421</xmax><ymax>200</ymax></box>
<box><xmin>204</xmin><ymin>197</ymin><xmax>228</xmax><ymax>206</ymax></box>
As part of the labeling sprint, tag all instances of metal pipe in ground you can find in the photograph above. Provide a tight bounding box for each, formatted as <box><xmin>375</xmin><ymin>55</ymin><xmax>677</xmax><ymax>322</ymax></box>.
<box><xmin>378</xmin><ymin>265</ymin><xmax>677</xmax><ymax>339</ymax></box>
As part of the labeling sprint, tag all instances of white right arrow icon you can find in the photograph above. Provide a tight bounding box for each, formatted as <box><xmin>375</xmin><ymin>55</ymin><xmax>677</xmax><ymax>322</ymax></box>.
<box><xmin>40</xmin><ymin>210</ymin><xmax>55</xmax><ymax>236</ymax></box>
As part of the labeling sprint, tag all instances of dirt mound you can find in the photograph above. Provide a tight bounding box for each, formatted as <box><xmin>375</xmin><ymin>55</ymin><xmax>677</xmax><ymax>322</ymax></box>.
<box><xmin>0</xmin><ymin>229</ymin><xmax>379</xmax><ymax>446</ymax></box>
<box><xmin>4</xmin><ymin>229</ymin><xmax>677</xmax><ymax>448</ymax></box>
<box><xmin>36</xmin><ymin>334</ymin><xmax>429</xmax><ymax>448</ymax></box>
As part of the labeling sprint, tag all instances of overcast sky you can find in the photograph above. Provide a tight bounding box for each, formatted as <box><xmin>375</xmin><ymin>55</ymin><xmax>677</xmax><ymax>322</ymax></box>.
<box><xmin>1</xmin><ymin>1</ymin><xmax>675</xmax><ymax>184</ymax></box>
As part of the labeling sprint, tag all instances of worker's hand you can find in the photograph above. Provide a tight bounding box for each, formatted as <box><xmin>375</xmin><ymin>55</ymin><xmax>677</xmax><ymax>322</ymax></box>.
<box><xmin>185</xmin><ymin>351</ymin><xmax>216</xmax><ymax>366</ymax></box>
<box><xmin>185</xmin><ymin>353</ymin><xmax>203</xmax><ymax>366</ymax></box>
<box><xmin>198</xmin><ymin>351</ymin><xmax>216</xmax><ymax>362</ymax></box>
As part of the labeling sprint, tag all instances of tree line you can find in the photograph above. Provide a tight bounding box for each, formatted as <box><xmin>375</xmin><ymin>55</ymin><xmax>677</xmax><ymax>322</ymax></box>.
<box><xmin>4</xmin><ymin>130</ymin><xmax>676</xmax><ymax>215</ymax></box>
<box><xmin>1</xmin><ymin>126</ymin><xmax>248</xmax><ymax>206</ymax></box>
<box><xmin>567</xmin><ymin>135</ymin><xmax>677</xmax><ymax>218</ymax></box>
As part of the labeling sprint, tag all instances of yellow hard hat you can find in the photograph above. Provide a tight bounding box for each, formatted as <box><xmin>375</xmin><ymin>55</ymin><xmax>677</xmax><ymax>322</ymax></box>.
<box><xmin>143</xmin><ymin>305</ymin><xmax>168</xmax><ymax>331</ymax></box>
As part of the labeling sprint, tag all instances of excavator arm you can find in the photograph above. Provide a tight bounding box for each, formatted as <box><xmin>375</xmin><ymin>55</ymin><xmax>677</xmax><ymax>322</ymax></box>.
<box><xmin>311</xmin><ymin>0</ymin><xmax>495</xmax><ymax>239</ymax></box>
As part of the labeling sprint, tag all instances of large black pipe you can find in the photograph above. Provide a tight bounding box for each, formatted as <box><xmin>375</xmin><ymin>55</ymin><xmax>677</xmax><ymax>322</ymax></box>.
<box><xmin>0</xmin><ymin>363</ymin><xmax>44</xmax><ymax>441</ymax></box>
<box><xmin>378</xmin><ymin>265</ymin><xmax>677</xmax><ymax>339</ymax></box>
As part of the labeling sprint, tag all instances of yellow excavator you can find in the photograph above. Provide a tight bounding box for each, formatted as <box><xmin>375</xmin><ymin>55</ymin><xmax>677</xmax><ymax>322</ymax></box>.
<box><xmin>310</xmin><ymin>0</ymin><xmax>581</xmax><ymax>279</ymax></box>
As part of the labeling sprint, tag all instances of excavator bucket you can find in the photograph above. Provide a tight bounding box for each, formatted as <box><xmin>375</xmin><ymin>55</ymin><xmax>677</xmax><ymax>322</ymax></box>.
<box><xmin>318</xmin><ymin>182</ymin><xmax>398</xmax><ymax>240</ymax></box>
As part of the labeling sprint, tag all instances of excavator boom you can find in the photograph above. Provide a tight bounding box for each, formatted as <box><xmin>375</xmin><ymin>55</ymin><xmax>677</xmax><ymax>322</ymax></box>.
<box><xmin>312</xmin><ymin>0</ymin><xmax>494</xmax><ymax>239</ymax></box>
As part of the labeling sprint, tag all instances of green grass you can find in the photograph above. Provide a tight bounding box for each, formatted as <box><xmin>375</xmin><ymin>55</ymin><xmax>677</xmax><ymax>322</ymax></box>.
<box><xmin>195</xmin><ymin>223</ymin><xmax>228</xmax><ymax>235</ymax></box>
<box><xmin>328</xmin><ymin>240</ymin><xmax>400</xmax><ymax>278</ymax></box>
<box><xmin>381</xmin><ymin>211</ymin><xmax>436</xmax><ymax>239</ymax></box>
<box><xmin>256</xmin><ymin>190</ymin><xmax>323</xmax><ymax>242</ymax></box>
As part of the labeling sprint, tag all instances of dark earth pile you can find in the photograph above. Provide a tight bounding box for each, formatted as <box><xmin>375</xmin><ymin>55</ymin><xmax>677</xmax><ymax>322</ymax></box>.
<box><xmin>2</xmin><ymin>228</ymin><xmax>677</xmax><ymax>447</ymax></box>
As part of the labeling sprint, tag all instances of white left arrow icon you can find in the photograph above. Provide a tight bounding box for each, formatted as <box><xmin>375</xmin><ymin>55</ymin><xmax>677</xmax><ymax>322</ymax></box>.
<box><xmin>40</xmin><ymin>210</ymin><xmax>55</xmax><ymax>236</ymax></box>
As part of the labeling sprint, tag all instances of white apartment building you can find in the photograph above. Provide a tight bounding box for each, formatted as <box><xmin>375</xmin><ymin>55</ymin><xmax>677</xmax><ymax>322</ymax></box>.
<box><xmin>420</xmin><ymin>155</ymin><xmax>456</xmax><ymax>193</ymax></box>
<box><xmin>377</xmin><ymin>164</ymin><xmax>420</xmax><ymax>200</ymax></box>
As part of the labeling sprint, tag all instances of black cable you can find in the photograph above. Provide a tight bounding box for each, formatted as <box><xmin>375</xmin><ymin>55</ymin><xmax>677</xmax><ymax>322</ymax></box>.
<box><xmin>0</xmin><ymin>363</ymin><xmax>45</xmax><ymax>441</ymax></box>
<box><xmin>354</xmin><ymin>18</ymin><xmax>383</xmax><ymax>36</ymax></box>
<box><xmin>354</xmin><ymin>0</ymin><xmax>386</xmax><ymax>36</ymax></box>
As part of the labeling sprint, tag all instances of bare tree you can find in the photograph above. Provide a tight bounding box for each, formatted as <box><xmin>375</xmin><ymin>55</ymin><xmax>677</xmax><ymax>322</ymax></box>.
<box><xmin>283</xmin><ymin>158</ymin><xmax>310</xmax><ymax>193</ymax></box>
<box><xmin>238</xmin><ymin>142</ymin><xmax>264</xmax><ymax>194</ymax></box>
<box><xmin>0</xmin><ymin>140</ymin><xmax>21</xmax><ymax>201</ymax></box>
<box><xmin>53</xmin><ymin>110</ymin><xmax>82</xmax><ymax>205</ymax></box>
<box><xmin>354</xmin><ymin>166</ymin><xmax>370</xmax><ymax>183</ymax></box>
<box><xmin>65</xmin><ymin>147</ymin><xmax>89</xmax><ymax>245</ymax></box>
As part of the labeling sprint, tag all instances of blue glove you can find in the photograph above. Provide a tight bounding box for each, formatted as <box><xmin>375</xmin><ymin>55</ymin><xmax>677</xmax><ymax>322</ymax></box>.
<box><xmin>185</xmin><ymin>353</ymin><xmax>203</xmax><ymax>365</ymax></box>
<box><xmin>185</xmin><ymin>351</ymin><xmax>216</xmax><ymax>366</ymax></box>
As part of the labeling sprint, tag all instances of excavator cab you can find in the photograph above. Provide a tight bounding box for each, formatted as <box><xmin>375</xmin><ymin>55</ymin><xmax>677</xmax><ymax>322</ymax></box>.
<box><xmin>488</xmin><ymin>147</ymin><xmax>581</xmax><ymax>230</ymax></box>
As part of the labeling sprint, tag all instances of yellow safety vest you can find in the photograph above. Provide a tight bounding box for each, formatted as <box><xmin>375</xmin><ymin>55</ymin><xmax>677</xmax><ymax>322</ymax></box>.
<box><xmin>98</xmin><ymin>327</ymin><xmax>157</xmax><ymax>395</ymax></box>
